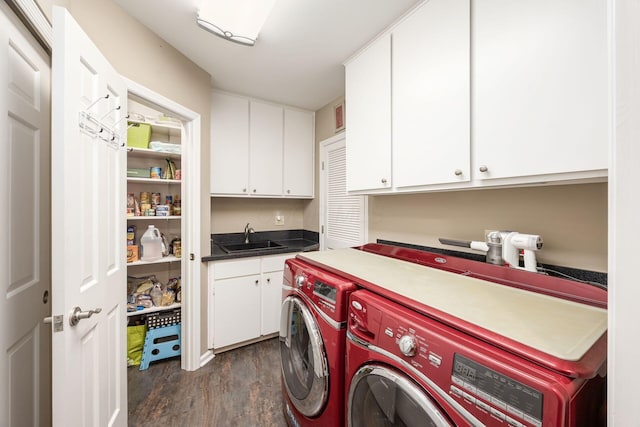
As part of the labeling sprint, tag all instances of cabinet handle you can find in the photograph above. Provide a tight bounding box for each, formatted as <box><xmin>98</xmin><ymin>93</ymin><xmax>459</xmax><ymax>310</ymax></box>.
<box><xmin>454</xmin><ymin>169</ymin><xmax>462</xmax><ymax>176</ymax></box>
<box><xmin>381</xmin><ymin>178</ymin><xmax>387</xmax><ymax>185</ymax></box>
<box><xmin>479</xmin><ymin>165</ymin><xmax>489</xmax><ymax>173</ymax></box>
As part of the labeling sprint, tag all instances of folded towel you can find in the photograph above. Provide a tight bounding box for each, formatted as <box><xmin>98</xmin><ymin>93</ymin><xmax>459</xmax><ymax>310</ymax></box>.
<box><xmin>149</xmin><ymin>141</ymin><xmax>181</xmax><ymax>155</ymax></box>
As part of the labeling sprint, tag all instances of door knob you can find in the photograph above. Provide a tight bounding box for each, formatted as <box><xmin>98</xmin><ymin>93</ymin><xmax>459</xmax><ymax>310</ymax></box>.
<box><xmin>69</xmin><ymin>306</ymin><xmax>102</xmax><ymax>326</ymax></box>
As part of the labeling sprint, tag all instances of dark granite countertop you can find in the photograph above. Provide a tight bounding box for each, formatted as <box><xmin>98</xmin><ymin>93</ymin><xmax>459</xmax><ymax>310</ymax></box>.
<box><xmin>377</xmin><ymin>239</ymin><xmax>608</xmax><ymax>289</ymax></box>
<box><xmin>202</xmin><ymin>229</ymin><xmax>319</xmax><ymax>262</ymax></box>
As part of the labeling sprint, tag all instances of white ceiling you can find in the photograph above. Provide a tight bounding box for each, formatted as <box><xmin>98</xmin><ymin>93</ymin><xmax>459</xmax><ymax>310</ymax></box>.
<box><xmin>114</xmin><ymin>0</ymin><xmax>422</xmax><ymax>111</ymax></box>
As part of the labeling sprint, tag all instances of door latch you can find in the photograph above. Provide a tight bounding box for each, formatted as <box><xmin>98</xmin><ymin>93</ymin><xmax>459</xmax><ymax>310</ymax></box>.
<box><xmin>44</xmin><ymin>315</ymin><xmax>64</xmax><ymax>332</ymax></box>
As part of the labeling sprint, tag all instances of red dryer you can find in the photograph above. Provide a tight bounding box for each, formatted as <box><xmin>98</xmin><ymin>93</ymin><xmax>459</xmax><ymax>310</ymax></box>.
<box><xmin>279</xmin><ymin>257</ymin><xmax>358</xmax><ymax>426</ymax></box>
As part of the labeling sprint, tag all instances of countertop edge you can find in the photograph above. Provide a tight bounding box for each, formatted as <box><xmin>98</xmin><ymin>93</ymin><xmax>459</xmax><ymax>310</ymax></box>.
<box><xmin>202</xmin><ymin>242</ymin><xmax>319</xmax><ymax>262</ymax></box>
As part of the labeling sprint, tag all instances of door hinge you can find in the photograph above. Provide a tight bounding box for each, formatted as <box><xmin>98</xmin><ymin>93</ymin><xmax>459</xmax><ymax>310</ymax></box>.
<box><xmin>321</xmin><ymin>225</ymin><xmax>324</xmax><ymax>234</ymax></box>
<box><xmin>321</xmin><ymin>161</ymin><xmax>325</xmax><ymax>171</ymax></box>
<box><xmin>44</xmin><ymin>314</ymin><xmax>64</xmax><ymax>332</ymax></box>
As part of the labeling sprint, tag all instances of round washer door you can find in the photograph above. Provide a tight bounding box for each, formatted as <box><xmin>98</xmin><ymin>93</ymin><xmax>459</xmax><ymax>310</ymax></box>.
<box><xmin>348</xmin><ymin>364</ymin><xmax>453</xmax><ymax>427</ymax></box>
<box><xmin>279</xmin><ymin>295</ymin><xmax>329</xmax><ymax>418</ymax></box>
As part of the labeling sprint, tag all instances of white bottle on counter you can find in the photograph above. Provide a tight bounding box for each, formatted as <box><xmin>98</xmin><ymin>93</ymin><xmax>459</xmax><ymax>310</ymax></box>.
<box><xmin>141</xmin><ymin>225</ymin><xmax>162</xmax><ymax>262</ymax></box>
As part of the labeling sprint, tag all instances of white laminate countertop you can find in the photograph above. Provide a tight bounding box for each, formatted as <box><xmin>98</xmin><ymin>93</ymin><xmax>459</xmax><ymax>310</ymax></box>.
<box><xmin>299</xmin><ymin>248</ymin><xmax>607</xmax><ymax>362</ymax></box>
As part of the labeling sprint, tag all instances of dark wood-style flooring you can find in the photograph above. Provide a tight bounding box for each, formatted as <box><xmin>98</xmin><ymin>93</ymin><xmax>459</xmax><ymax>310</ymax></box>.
<box><xmin>127</xmin><ymin>338</ymin><xmax>288</xmax><ymax>426</ymax></box>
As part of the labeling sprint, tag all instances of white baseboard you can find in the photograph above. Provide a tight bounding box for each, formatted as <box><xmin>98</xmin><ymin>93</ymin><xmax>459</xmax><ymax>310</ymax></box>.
<box><xmin>200</xmin><ymin>350</ymin><xmax>215</xmax><ymax>367</ymax></box>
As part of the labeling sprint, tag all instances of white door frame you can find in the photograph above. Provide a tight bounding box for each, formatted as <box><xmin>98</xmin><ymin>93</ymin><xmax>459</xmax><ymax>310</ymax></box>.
<box><xmin>124</xmin><ymin>77</ymin><xmax>202</xmax><ymax>372</ymax></box>
<box><xmin>319</xmin><ymin>133</ymin><xmax>368</xmax><ymax>250</ymax></box>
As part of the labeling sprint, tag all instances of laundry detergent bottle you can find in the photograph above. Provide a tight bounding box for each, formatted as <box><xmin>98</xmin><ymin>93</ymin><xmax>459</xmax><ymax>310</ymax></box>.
<box><xmin>140</xmin><ymin>225</ymin><xmax>162</xmax><ymax>262</ymax></box>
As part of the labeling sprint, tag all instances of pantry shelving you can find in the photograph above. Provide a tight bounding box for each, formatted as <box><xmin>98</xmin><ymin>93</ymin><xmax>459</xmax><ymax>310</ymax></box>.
<box><xmin>127</xmin><ymin>302</ymin><xmax>182</xmax><ymax>318</ymax></box>
<box><xmin>127</xmin><ymin>177</ymin><xmax>182</xmax><ymax>185</ymax></box>
<box><xmin>126</xmin><ymin>97</ymin><xmax>183</xmax><ymax>319</ymax></box>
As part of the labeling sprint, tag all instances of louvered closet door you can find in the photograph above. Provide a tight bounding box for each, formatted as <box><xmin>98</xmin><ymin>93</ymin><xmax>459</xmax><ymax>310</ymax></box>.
<box><xmin>321</xmin><ymin>136</ymin><xmax>367</xmax><ymax>250</ymax></box>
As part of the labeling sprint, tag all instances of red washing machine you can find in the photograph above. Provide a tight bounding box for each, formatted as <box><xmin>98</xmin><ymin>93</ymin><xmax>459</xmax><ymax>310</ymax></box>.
<box><xmin>297</xmin><ymin>246</ymin><xmax>607</xmax><ymax>427</ymax></box>
<box><xmin>346</xmin><ymin>289</ymin><xmax>606</xmax><ymax>427</ymax></box>
<box><xmin>279</xmin><ymin>257</ymin><xmax>358</xmax><ymax>427</ymax></box>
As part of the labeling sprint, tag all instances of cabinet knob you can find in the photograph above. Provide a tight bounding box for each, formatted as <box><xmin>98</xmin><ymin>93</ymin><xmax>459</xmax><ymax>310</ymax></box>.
<box><xmin>381</xmin><ymin>178</ymin><xmax>387</xmax><ymax>185</ymax></box>
<box><xmin>255</xmin><ymin>279</ymin><xmax>259</xmax><ymax>285</ymax></box>
<box><xmin>242</xmin><ymin>188</ymin><xmax>247</xmax><ymax>193</ymax></box>
<box><xmin>286</xmin><ymin>189</ymin><xmax>290</xmax><ymax>194</ymax></box>
<box><xmin>266</xmin><ymin>278</ymin><xmax>271</xmax><ymax>283</ymax></box>
<box><xmin>253</xmin><ymin>189</ymin><xmax>257</xmax><ymax>193</ymax></box>
<box><xmin>454</xmin><ymin>169</ymin><xmax>462</xmax><ymax>176</ymax></box>
<box><xmin>479</xmin><ymin>165</ymin><xmax>489</xmax><ymax>173</ymax></box>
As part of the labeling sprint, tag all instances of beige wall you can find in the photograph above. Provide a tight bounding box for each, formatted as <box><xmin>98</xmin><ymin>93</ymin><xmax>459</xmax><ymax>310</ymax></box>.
<box><xmin>369</xmin><ymin>183</ymin><xmax>607</xmax><ymax>272</ymax></box>
<box><xmin>211</xmin><ymin>198</ymin><xmax>307</xmax><ymax>233</ymax></box>
<box><xmin>40</xmin><ymin>0</ymin><xmax>213</xmax><ymax>355</ymax></box>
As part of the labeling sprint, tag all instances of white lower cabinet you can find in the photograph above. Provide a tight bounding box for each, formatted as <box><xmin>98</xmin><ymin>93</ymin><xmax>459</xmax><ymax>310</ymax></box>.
<box><xmin>208</xmin><ymin>253</ymin><xmax>298</xmax><ymax>350</ymax></box>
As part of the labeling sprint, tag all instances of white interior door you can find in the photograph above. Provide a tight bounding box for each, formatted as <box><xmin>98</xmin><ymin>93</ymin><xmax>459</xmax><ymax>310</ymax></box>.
<box><xmin>0</xmin><ymin>3</ymin><xmax>52</xmax><ymax>426</ymax></box>
<box><xmin>51</xmin><ymin>7</ymin><xmax>127</xmax><ymax>426</ymax></box>
<box><xmin>320</xmin><ymin>134</ymin><xmax>367</xmax><ymax>250</ymax></box>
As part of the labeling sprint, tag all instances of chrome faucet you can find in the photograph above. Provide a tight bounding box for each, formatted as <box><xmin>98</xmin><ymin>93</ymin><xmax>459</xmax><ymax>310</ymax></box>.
<box><xmin>244</xmin><ymin>223</ymin><xmax>255</xmax><ymax>244</ymax></box>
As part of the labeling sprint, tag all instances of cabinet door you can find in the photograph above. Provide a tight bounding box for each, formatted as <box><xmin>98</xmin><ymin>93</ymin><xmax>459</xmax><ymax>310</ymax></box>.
<box><xmin>283</xmin><ymin>108</ymin><xmax>314</xmax><ymax>197</ymax></box>
<box><xmin>261</xmin><ymin>270</ymin><xmax>284</xmax><ymax>335</ymax></box>
<box><xmin>472</xmin><ymin>0</ymin><xmax>608</xmax><ymax>180</ymax></box>
<box><xmin>393</xmin><ymin>0</ymin><xmax>470</xmax><ymax>188</ymax></box>
<box><xmin>213</xmin><ymin>275</ymin><xmax>261</xmax><ymax>348</ymax></box>
<box><xmin>211</xmin><ymin>92</ymin><xmax>249</xmax><ymax>195</ymax></box>
<box><xmin>345</xmin><ymin>33</ymin><xmax>392</xmax><ymax>192</ymax></box>
<box><xmin>250</xmin><ymin>101</ymin><xmax>283</xmax><ymax>196</ymax></box>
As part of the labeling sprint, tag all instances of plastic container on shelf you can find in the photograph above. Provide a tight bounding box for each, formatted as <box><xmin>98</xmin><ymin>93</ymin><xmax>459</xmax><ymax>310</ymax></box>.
<box><xmin>127</xmin><ymin>122</ymin><xmax>151</xmax><ymax>148</ymax></box>
<box><xmin>140</xmin><ymin>225</ymin><xmax>162</xmax><ymax>262</ymax></box>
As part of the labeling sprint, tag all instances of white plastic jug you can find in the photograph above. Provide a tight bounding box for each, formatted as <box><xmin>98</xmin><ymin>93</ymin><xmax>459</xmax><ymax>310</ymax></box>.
<box><xmin>140</xmin><ymin>225</ymin><xmax>162</xmax><ymax>262</ymax></box>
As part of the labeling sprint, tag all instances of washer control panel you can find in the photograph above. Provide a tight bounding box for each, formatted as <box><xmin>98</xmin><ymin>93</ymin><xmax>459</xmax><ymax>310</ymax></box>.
<box><xmin>398</xmin><ymin>335</ymin><xmax>417</xmax><ymax>357</ymax></box>
<box><xmin>450</xmin><ymin>354</ymin><xmax>543</xmax><ymax>427</ymax></box>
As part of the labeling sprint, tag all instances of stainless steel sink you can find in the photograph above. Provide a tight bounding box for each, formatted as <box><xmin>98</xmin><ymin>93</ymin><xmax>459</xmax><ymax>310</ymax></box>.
<box><xmin>219</xmin><ymin>240</ymin><xmax>284</xmax><ymax>254</ymax></box>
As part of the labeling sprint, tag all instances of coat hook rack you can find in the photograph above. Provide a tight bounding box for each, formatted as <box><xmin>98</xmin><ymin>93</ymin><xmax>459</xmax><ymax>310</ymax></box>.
<box><xmin>78</xmin><ymin>93</ymin><xmax>125</xmax><ymax>150</ymax></box>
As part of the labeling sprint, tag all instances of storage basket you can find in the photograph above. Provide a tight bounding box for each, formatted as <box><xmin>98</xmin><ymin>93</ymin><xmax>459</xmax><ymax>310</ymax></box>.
<box><xmin>127</xmin><ymin>122</ymin><xmax>151</xmax><ymax>148</ymax></box>
<box><xmin>145</xmin><ymin>307</ymin><xmax>181</xmax><ymax>329</ymax></box>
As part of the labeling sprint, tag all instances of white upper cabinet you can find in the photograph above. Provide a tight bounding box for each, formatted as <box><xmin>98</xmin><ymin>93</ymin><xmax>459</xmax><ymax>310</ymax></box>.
<box><xmin>211</xmin><ymin>92</ymin><xmax>315</xmax><ymax>198</ymax></box>
<box><xmin>344</xmin><ymin>0</ymin><xmax>609</xmax><ymax>194</ymax></box>
<box><xmin>211</xmin><ymin>92</ymin><xmax>249</xmax><ymax>195</ymax></box>
<box><xmin>283</xmin><ymin>108</ymin><xmax>315</xmax><ymax>197</ymax></box>
<box><xmin>345</xmin><ymin>33</ymin><xmax>392</xmax><ymax>192</ymax></box>
<box><xmin>249</xmin><ymin>100</ymin><xmax>283</xmax><ymax>196</ymax></box>
<box><xmin>471</xmin><ymin>0</ymin><xmax>608</xmax><ymax>182</ymax></box>
<box><xmin>393</xmin><ymin>0</ymin><xmax>470</xmax><ymax>188</ymax></box>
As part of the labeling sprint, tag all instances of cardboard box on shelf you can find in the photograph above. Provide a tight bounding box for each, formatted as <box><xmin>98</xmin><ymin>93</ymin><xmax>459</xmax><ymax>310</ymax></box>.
<box><xmin>127</xmin><ymin>245</ymin><xmax>139</xmax><ymax>263</ymax></box>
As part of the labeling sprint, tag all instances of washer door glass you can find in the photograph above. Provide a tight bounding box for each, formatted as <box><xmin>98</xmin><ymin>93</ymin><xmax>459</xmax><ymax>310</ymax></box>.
<box><xmin>348</xmin><ymin>365</ymin><xmax>453</xmax><ymax>427</ymax></box>
<box><xmin>280</xmin><ymin>296</ymin><xmax>329</xmax><ymax>418</ymax></box>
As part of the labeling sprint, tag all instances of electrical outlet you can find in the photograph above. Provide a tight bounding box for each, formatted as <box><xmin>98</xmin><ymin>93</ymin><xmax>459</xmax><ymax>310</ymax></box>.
<box><xmin>275</xmin><ymin>215</ymin><xmax>285</xmax><ymax>226</ymax></box>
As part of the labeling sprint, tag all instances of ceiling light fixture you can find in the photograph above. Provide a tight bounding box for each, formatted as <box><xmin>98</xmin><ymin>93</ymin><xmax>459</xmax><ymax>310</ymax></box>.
<box><xmin>196</xmin><ymin>0</ymin><xmax>277</xmax><ymax>47</ymax></box>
